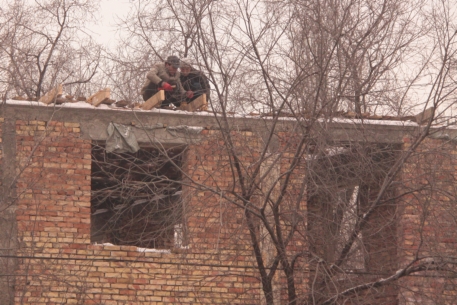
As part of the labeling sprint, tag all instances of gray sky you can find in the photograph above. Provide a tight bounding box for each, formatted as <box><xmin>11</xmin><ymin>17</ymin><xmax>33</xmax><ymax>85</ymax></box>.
<box><xmin>16</xmin><ymin>0</ymin><xmax>132</xmax><ymax>47</ymax></box>
<box><xmin>92</xmin><ymin>0</ymin><xmax>131</xmax><ymax>47</ymax></box>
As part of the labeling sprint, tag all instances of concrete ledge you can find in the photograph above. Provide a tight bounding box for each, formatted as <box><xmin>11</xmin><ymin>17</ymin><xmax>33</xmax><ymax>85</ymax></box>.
<box><xmin>0</xmin><ymin>103</ymin><xmax>436</xmax><ymax>144</ymax></box>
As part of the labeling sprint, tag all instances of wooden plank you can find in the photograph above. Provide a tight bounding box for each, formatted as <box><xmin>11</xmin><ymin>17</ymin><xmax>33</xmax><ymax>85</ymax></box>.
<box><xmin>201</xmin><ymin>94</ymin><xmax>208</xmax><ymax>111</ymax></box>
<box><xmin>142</xmin><ymin>90</ymin><xmax>165</xmax><ymax>110</ymax></box>
<box><xmin>177</xmin><ymin>102</ymin><xmax>188</xmax><ymax>111</ymax></box>
<box><xmin>187</xmin><ymin>94</ymin><xmax>207</xmax><ymax>112</ymax></box>
<box><xmin>38</xmin><ymin>84</ymin><xmax>63</xmax><ymax>104</ymax></box>
<box><xmin>88</xmin><ymin>88</ymin><xmax>110</xmax><ymax>106</ymax></box>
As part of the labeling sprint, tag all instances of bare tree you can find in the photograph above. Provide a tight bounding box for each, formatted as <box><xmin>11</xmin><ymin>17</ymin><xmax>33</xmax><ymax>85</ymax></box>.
<box><xmin>99</xmin><ymin>0</ymin><xmax>206</xmax><ymax>102</ymax></box>
<box><xmin>0</xmin><ymin>0</ymin><xmax>102</xmax><ymax>99</ymax></box>
<box><xmin>90</xmin><ymin>143</ymin><xmax>187</xmax><ymax>250</ymax></box>
<box><xmin>105</xmin><ymin>0</ymin><xmax>457</xmax><ymax>304</ymax></box>
<box><xmin>3</xmin><ymin>0</ymin><xmax>457</xmax><ymax>304</ymax></box>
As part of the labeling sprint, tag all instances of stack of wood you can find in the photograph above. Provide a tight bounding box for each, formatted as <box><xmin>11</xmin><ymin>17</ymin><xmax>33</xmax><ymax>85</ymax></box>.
<box><xmin>16</xmin><ymin>86</ymin><xmax>434</xmax><ymax>124</ymax></box>
<box><xmin>140</xmin><ymin>90</ymin><xmax>208</xmax><ymax>112</ymax></box>
<box><xmin>35</xmin><ymin>86</ymin><xmax>132</xmax><ymax>108</ymax></box>
<box><xmin>34</xmin><ymin>85</ymin><xmax>208</xmax><ymax>112</ymax></box>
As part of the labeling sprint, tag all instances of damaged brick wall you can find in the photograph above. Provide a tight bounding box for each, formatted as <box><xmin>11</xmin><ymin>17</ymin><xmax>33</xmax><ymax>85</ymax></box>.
<box><xmin>306</xmin><ymin>143</ymin><xmax>399</xmax><ymax>304</ymax></box>
<box><xmin>185</xmin><ymin>129</ymin><xmax>260</xmax><ymax>252</ymax></box>
<box><xmin>12</xmin><ymin>120</ymin><xmax>262</xmax><ymax>304</ymax></box>
<box><xmin>14</xmin><ymin>120</ymin><xmax>92</xmax><ymax>304</ymax></box>
<box><xmin>398</xmin><ymin>138</ymin><xmax>457</xmax><ymax>304</ymax></box>
<box><xmin>7</xmin><ymin>114</ymin><xmax>457</xmax><ymax>305</ymax></box>
<box><xmin>0</xmin><ymin>117</ymin><xmax>19</xmax><ymax>305</ymax></box>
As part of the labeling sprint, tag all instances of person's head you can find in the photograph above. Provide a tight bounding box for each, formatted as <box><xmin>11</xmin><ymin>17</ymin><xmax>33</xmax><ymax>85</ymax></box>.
<box><xmin>165</xmin><ymin>55</ymin><xmax>180</xmax><ymax>75</ymax></box>
<box><xmin>180</xmin><ymin>59</ymin><xmax>192</xmax><ymax>76</ymax></box>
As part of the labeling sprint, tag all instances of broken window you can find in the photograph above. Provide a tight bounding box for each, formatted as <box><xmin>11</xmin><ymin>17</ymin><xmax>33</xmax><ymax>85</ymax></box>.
<box><xmin>307</xmin><ymin>144</ymin><xmax>398</xmax><ymax>275</ymax></box>
<box><xmin>90</xmin><ymin>144</ymin><xmax>186</xmax><ymax>249</ymax></box>
<box><xmin>308</xmin><ymin>184</ymin><xmax>366</xmax><ymax>269</ymax></box>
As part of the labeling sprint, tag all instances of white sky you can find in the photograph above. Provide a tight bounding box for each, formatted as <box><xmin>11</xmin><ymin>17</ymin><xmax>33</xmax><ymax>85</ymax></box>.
<box><xmin>16</xmin><ymin>0</ymin><xmax>132</xmax><ymax>48</ymax></box>
<box><xmin>92</xmin><ymin>0</ymin><xmax>131</xmax><ymax>47</ymax></box>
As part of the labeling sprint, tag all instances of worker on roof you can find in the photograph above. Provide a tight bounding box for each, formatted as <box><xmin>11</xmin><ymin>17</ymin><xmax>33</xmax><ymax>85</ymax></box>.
<box><xmin>180</xmin><ymin>59</ymin><xmax>211</xmax><ymax>104</ymax></box>
<box><xmin>140</xmin><ymin>55</ymin><xmax>193</xmax><ymax>108</ymax></box>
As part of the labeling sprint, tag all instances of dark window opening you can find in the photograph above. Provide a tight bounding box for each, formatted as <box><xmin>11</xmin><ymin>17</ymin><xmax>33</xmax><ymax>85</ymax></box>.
<box><xmin>90</xmin><ymin>144</ymin><xmax>186</xmax><ymax>249</ymax></box>
<box><xmin>306</xmin><ymin>144</ymin><xmax>399</xmax><ymax>273</ymax></box>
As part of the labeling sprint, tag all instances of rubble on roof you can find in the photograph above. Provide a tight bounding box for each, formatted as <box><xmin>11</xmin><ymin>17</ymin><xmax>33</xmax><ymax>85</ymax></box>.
<box><xmin>21</xmin><ymin>85</ymin><xmax>208</xmax><ymax>112</ymax></box>
<box><xmin>9</xmin><ymin>86</ymin><xmax>434</xmax><ymax>125</ymax></box>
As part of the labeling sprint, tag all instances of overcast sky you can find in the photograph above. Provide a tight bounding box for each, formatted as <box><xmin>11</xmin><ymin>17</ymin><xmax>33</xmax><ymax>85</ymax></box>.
<box><xmin>91</xmin><ymin>0</ymin><xmax>131</xmax><ymax>47</ymax></box>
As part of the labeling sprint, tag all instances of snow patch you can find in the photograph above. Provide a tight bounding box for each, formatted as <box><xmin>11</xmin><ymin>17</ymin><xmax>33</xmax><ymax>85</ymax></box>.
<box><xmin>4</xmin><ymin>99</ymin><xmax>426</xmax><ymax>127</ymax></box>
<box><xmin>6</xmin><ymin>99</ymin><xmax>94</xmax><ymax>108</ymax></box>
<box><xmin>93</xmin><ymin>242</ymin><xmax>172</xmax><ymax>253</ymax></box>
<box><xmin>329</xmin><ymin>117</ymin><xmax>418</xmax><ymax>126</ymax></box>
<box><xmin>136</xmin><ymin>247</ymin><xmax>171</xmax><ymax>253</ymax></box>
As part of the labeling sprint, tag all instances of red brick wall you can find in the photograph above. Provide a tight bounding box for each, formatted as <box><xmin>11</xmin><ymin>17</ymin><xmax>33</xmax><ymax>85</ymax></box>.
<box><xmin>277</xmin><ymin>132</ymin><xmax>308</xmax><ymax>302</ymax></box>
<box><xmin>13</xmin><ymin>118</ymin><xmax>457</xmax><ymax>304</ymax></box>
<box><xmin>184</xmin><ymin>129</ymin><xmax>259</xmax><ymax>252</ymax></box>
<box><xmin>13</xmin><ymin>120</ymin><xmax>262</xmax><ymax>304</ymax></box>
<box><xmin>0</xmin><ymin>117</ymin><xmax>3</xmax><ymax>188</ymax></box>
<box><xmin>398</xmin><ymin>138</ymin><xmax>457</xmax><ymax>304</ymax></box>
<box><xmin>186</xmin><ymin>129</ymin><xmax>311</xmax><ymax>303</ymax></box>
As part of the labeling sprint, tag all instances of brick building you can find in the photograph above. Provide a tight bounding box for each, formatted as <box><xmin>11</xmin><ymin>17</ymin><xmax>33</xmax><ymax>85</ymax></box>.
<box><xmin>1</xmin><ymin>101</ymin><xmax>457</xmax><ymax>304</ymax></box>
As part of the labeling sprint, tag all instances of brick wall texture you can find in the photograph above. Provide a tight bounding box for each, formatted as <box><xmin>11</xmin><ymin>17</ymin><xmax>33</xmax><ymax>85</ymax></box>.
<box><xmin>398</xmin><ymin>138</ymin><xmax>457</xmax><ymax>304</ymax></box>
<box><xmin>5</xmin><ymin>118</ymin><xmax>457</xmax><ymax>304</ymax></box>
<box><xmin>11</xmin><ymin>121</ymin><xmax>262</xmax><ymax>304</ymax></box>
<box><xmin>0</xmin><ymin>117</ymin><xmax>3</xmax><ymax>186</ymax></box>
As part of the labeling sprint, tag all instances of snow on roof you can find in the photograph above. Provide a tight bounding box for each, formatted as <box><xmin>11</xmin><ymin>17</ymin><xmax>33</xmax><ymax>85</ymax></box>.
<box><xmin>5</xmin><ymin>99</ymin><xmax>215</xmax><ymax>116</ymax></box>
<box><xmin>4</xmin><ymin>99</ymin><xmax>420</xmax><ymax>127</ymax></box>
<box><xmin>329</xmin><ymin>117</ymin><xmax>418</xmax><ymax>127</ymax></box>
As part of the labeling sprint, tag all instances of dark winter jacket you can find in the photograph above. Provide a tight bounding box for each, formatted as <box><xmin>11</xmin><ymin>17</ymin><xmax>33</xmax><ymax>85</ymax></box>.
<box><xmin>180</xmin><ymin>68</ymin><xmax>210</xmax><ymax>101</ymax></box>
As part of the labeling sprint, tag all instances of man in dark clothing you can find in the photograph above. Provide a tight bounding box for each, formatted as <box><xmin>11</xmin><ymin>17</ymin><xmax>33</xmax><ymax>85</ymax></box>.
<box><xmin>179</xmin><ymin>59</ymin><xmax>210</xmax><ymax>104</ymax></box>
<box><xmin>140</xmin><ymin>55</ymin><xmax>192</xmax><ymax>108</ymax></box>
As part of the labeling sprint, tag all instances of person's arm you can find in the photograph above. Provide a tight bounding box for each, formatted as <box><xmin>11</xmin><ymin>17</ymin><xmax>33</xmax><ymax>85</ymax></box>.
<box><xmin>146</xmin><ymin>65</ymin><xmax>162</xmax><ymax>85</ymax></box>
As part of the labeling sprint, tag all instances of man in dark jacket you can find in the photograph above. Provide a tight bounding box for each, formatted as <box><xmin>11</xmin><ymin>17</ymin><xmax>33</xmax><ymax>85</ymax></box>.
<box><xmin>179</xmin><ymin>59</ymin><xmax>210</xmax><ymax>104</ymax></box>
<box><xmin>141</xmin><ymin>55</ymin><xmax>192</xmax><ymax>108</ymax></box>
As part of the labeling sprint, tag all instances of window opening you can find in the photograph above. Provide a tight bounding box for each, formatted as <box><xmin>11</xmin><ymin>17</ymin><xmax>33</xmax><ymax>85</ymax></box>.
<box><xmin>90</xmin><ymin>144</ymin><xmax>186</xmax><ymax>249</ymax></box>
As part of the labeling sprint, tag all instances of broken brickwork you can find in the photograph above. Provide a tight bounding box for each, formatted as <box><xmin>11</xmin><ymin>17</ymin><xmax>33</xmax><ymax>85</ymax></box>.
<box><xmin>1</xmin><ymin>104</ymin><xmax>457</xmax><ymax>304</ymax></box>
<box><xmin>8</xmin><ymin>119</ymin><xmax>264</xmax><ymax>304</ymax></box>
<box><xmin>306</xmin><ymin>144</ymin><xmax>399</xmax><ymax>304</ymax></box>
<box><xmin>0</xmin><ymin>117</ymin><xmax>17</xmax><ymax>305</ymax></box>
<box><xmin>398</xmin><ymin>138</ymin><xmax>457</xmax><ymax>304</ymax></box>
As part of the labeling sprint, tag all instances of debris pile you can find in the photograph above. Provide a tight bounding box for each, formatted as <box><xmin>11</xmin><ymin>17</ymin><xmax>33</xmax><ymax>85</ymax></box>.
<box><xmin>11</xmin><ymin>85</ymin><xmax>433</xmax><ymax>124</ymax></box>
<box><xmin>12</xmin><ymin>85</ymin><xmax>208</xmax><ymax>112</ymax></box>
